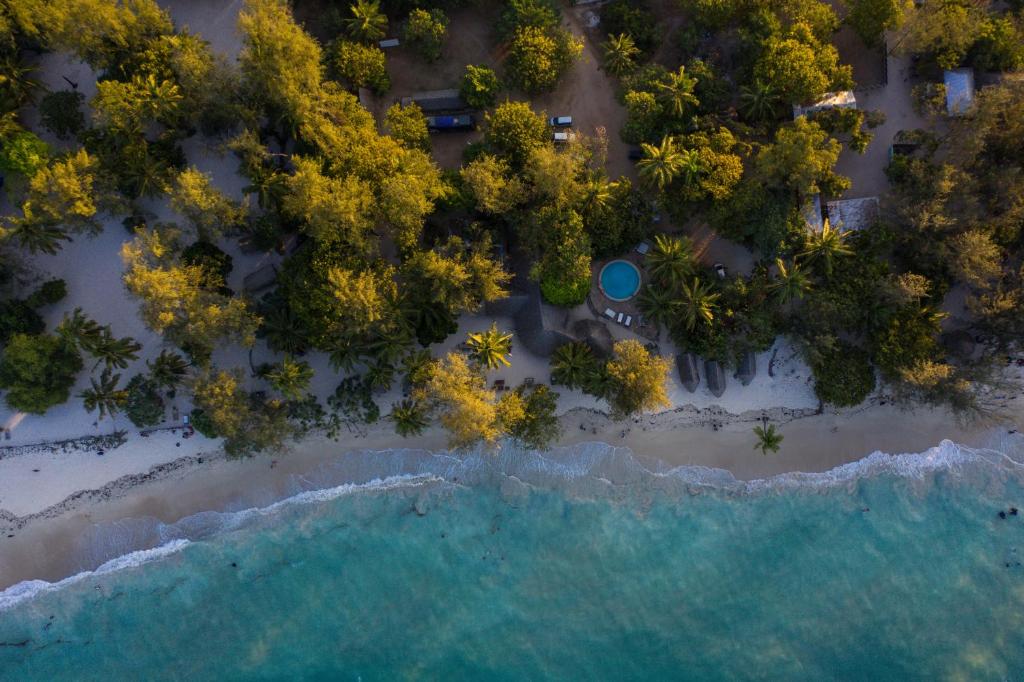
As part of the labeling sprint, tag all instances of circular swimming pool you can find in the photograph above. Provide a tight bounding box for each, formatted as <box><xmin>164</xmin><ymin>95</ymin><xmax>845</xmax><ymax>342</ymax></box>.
<box><xmin>599</xmin><ymin>260</ymin><xmax>641</xmax><ymax>302</ymax></box>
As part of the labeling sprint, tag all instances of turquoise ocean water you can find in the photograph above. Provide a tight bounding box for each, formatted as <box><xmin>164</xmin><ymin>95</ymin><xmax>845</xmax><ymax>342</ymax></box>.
<box><xmin>3</xmin><ymin>439</ymin><xmax>1024</xmax><ymax>679</ymax></box>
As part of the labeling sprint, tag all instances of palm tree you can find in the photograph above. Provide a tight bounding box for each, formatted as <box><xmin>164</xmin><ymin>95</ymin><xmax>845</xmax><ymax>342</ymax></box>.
<box><xmin>676</xmin><ymin>148</ymin><xmax>705</xmax><ymax>191</ymax></box>
<box><xmin>637</xmin><ymin>284</ymin><xmax>676</xmax><ymax>327</ymax></box>
<box><xmin>800</xmin><ymin>219</ymin><xmax>853</xmax><ymax>278</ymax></box>
<box><xmin>122</xmin><ymin>144</ymin><xmax>169</xmax><ymax>198</ymax></box>
<box><xmin>147</xmin><ymin>350</ymin><xmax>189</xmax><ymax>391</ymax></box>
<box><xmin>771</xmin><ymin>258</ymin><xmax>811</xmax><ymax>305</ymax></box>
<box><xmin>753</xmin><ymin>423</ymin><xmax>784</xmax><ymax>455</ymax></box>
<box><xmin>466</xmin><ymin>323</ymin><xmax>513</xmax><ymax>370</ymax></box>
<box><xmin>266</xmin><ymin>356</ymin><xmax>313</xmax><ymax>400</ymax></box>
<box><xmin>579</xmin><ymin>177</ymin><xmax>616</xmax><ymax>215</ymax></box>
<box><xmin>58</xmin><ymin>308</ymin><xmax>105</xmax><ymax>353</ymax></box>
<box><xmin>601</xmin><ymin>33</ymin><xmax>640</xmax><ymax>76</ymax></box>
<box><xmin>656</xmin><ymin>66</ymin><xmax>698</xmax><ymax>118</ymax></box>
<box><xmin>678</xmin><ymin>277</ymin><xmax>720</xmax><ymax>331</ymax></box>
<box><xmin>550</xmin><ymin>341</ymin><xmax>597</xmax><ymax>389</ymax></box>
<box><xmin>365</xmin><ymin>358</ymin><xmax>396</xmax><ymax>392</ymax></box>
<box><xmin>90</xmin><ymin>331</ymin><xmax>142</xmax><ymax>370</ymax></box>
<box><xmin>646</xmin><ymin>234</ymin><xmax>695</xmax><ymax>289</ymax></box>
<box><xmin>345</xmin><ymin>0</ymin><xmax>388</xmax><ymax>42</ymax></box>
<box><xmin>258</xmin><ymin>303</ymin><xmax>308</xmax><ymax>355</ymax></box>
<box><xmin>739</xmin><ymin>80</ymin><xmax>781</xmax><ymax>122</ymax></box>
<box><xmin>0</xmin><ymin>58</ymin><xmax>42</xmax><ymax>109</ymax></box>
<box><xmin>80</xmin><ymin>369</ymin><xmax>127</xmax><ymax>421</ymax></box>
<box><xmin>7</xmin><ymin>218</ymin><xmax>71</xmax><ymax>255</ymax></box>
<box><xmin>391</xmin><ymin>398</ymin><xmax>429</xmax><ymax>437</ymax></box>
<box><xmin>637</xmin><ymin>136</ymin><xmax>683</xmax><ymax>190</ymax></box>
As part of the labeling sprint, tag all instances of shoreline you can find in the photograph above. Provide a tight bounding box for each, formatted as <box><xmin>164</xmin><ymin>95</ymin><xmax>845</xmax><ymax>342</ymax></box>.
<box><xmin>1</xmin><ymin>397</ymin><xmax>1020</xmax><ymax>591</ymax></box>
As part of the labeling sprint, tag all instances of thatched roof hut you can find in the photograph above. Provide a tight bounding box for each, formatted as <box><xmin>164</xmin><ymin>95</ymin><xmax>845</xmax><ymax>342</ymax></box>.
<box><xmin>705</xmin><ymin>360</ymin><xmax>726</xmax><ymax>398</ymax></box>
<box><xmin>570</xmin><ymin>319</ymin><xmax>615</xmax><ymax>358</ymax></box>
<box><xmin>677</xmin><ymin>353</ymin><xmax>700</xmax><ymax>393</ymax></box>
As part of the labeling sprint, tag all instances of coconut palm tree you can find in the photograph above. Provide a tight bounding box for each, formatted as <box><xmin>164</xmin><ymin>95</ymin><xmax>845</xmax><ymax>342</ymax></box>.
<box><xmin>265</xmin><ymin>356</ymin><xmax>313</xmax><ymax>400</ymax></box>
<box><xmin>753</xmin><ymin>423</ymin><xmax>783</xmax><ymax>455</ymax></box>
<box><xmin>90</xmin><ymin>330</ymin><xmax>142</xmax><ymax>371</ymax></box>
<box><xmin>739</xmin><ymin>80</ymin><xmax>781</xmax><ymax>122</ymax></box>
<box><xmin>579</xmin><ymin>177</ymin><xmax>616</xmax><ymax>215</ymax></box>
<box><xmin>676</xmin><ymin>148</ymin><xmax>705</xmax><ymax>191</ymax></box>
<box><xmin>637</xmin><ymin>284</ymin><xmax>676</xmax><ymax>327</ymax></box>
<box><xmin>646</xmin><ymin>234</ymin><xmax>695</xmax><ymax>289</ymax></box>
<box><xmin>58</xmin><ymin>308</ymin><xmax>105</xmax><ymax>353</ymax></box>
<box><xmin>601</xmin><ymin>33</ymin><xmax>640</xmax><ymax>77</ymax></box>
<box><xmin>390</xmin><ymin>398</ymin><xmax>429</xmax><ymax>437</ymax></box>
<box><xmin>550</xmin><ymin>341</ymin><xmax>597</xmax><ymax>389</ymax></box>
<box><xmin>80</xmin><ymin>369</ymin><xmax>127</xmax><ymax>421</ymax></box>
<box><xmin>7</xmin><ymin>218</ymin><xmax>71</xmax><ymax>255</ymax></box>
<box><xmin>466</xmin><ymin>323</ymin><xmax>513</xmax><ymax>370</ymax></box>
<box><xmin>147</xmin><ymin>350</ymin><xmax>190</xmax><ymax>391</ymax></box>
<box><xmin>0</xmin><ymin>58</ymin><xmax>42</xmax><ymax>109</ymax></box>
<box><xmin>365</xmin><ymin>358</ymin><xmax>397</xmax><ymax>392</ymax></box>
<box><xmin>800</xmin><ymin>219</ymin><xmax>853</xmax><ymax>278</ymax></box>
<box><xmin>637</xmin><ymin>136</ymin><xmax>683</xmax><ymax>190</ymax></box>
<box><xmin>771</xmin><ymin>258</ymin><xmax>811</xmax><ymax>305</ymax></box>
<box><xmin>656</xmin><ymin>66</ymin><xmax>698</xmax><ymax>118</ymax></box>
<box><xmin>678</xmin><ymin>277</ymin><xmax>720</xmax><ymax>331</ymax></box>
<box><xmin>344</xmin><ymin>0</ymin><xmax>388</xmax><ymax>42</ymax></box>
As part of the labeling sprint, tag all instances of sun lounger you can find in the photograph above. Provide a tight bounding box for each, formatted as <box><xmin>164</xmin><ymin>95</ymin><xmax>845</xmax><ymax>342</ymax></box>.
<box><xmin>604</xmin><ymin>308</ymin><xmax>616</xmax><ymax>319</ymax></box>
<box><xmin>617</xmin><ymin>312</ymin><xmax>624</xmax><ymax>324</ymax></box>
<box><xmin>635</xmin><ymin>241</ymin><xmax>650</xmax><ymax>255</ymax></box>
<box><xmin>624</xmin><ymin>315</ymin><xmax>632</xmax><ymax>327</ymax></box>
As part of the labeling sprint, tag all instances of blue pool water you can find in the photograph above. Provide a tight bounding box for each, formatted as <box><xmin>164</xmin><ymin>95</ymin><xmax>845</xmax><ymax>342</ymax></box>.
<box><xmin>3</xmin><ymin>439</ymin><xmax>1024</xmax><ymax>679</ymax></box>
<box><xmin>600</xmin><ymin>260</ymin><xmax>641</xmax><ymax>301</ymax></box>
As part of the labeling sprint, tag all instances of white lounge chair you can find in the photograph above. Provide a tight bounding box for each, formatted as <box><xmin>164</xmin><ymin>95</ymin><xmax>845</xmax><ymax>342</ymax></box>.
<box><xmin>624</xmin><ymin>316</ymin><xmax>632</xmax><ymax>327</ymax></box>
<box><xmin>617</xmin><ymin>312</ymin><xmax>624</xmax><ymax>324</ymax></box>
<box><xmin>635</xmin><ymin>241</ymin><xmax>650</xmax><ymax>255</ymax></box>
<box><xmin>604</xmin><ymin>308</ymin><xmax>616</xmax><ymax>319</ymax></box>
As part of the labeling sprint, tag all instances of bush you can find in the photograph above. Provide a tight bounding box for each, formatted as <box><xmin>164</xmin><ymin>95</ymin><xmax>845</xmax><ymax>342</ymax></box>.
<box><xmin>0</xmin><ymin>299</ymin><xmax>44</xmax><ymax>345</ymax></box>
<box><xmin>540</xmin><ymin>272</ymin><xmax>589</xmax><ymax>306</ymax></box>
<box><xmin>460</xmin><ymin>65</ymin><xmax>501</xmax><ymax>108</ymax></box>
<box><xmin>190</xmin><ymin>408</ymin><xmax>219</xmax><ymax>438</ymax></box>
<box><xmin>124</xmin><ymin>374</ymin><xmax>165</xmax><ymax>427</ymax></box>
<box><xmin>601</xmin><ymin>0</ymin><xmax>659</xmax><ymax>53</ymax></box>
<box><xmin>25</xmin><ymin>279</ymin><xmax>67</xmax><ymax>308</ymax></box>
<box><xmin>403</xmin><ymin>8</ymin><xmax>447</xmax><ymax>62</ymax></box>
<box><xmin>0</xmin><ymin>131</ymin><xmax>49</xmax><ymax>176</ymax></box>
<box><xmin>39</xmin><ymin>90</ymin><xmax>87</xmax><ymax>140</ymax></box>
<box><xmin>181</xmin><ymin>241</ymin><xmax>233</xmax><ymax>291</ymax></box>
<box><xmin>384</xmin><ymin>103</ymin><xmax>430</xmax><ymax>151</ymax></box>
<box><xmin>332</xmin><ymin>40</ymin><xmax>390</xmax><ymax>94</ymax></box>
<box><xmin>0</xmin><ymin>333</ymin><xmax>83</xmax><ymax>414</ymax></box>
<box><xmin>811</xmin><ymin>342</ymin><xmax>876</xmax><ymax>407</ymax></box>
<box><xmin>505</xmin><ymin>26</ymin><xmax>582</xmax><ymax>94</ymax></box>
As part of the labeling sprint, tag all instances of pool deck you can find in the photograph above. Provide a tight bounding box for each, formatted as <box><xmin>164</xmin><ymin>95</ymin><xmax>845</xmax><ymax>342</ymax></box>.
<box><xmin>587</xmin><ymin>251</ymin><xmax>659</xmax><ymax>341</ymax></box>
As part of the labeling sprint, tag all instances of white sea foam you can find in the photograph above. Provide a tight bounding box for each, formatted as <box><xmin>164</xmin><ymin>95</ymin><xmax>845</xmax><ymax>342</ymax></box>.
<box><xmin>7</xmin><ymin>437</ymin><xmax>1024</xmax><ymax>612</ymax></box>
<box><xmin>0</xmin><ymin>539</ymin><xmax>192</xmax><ymax>612</ymax></box>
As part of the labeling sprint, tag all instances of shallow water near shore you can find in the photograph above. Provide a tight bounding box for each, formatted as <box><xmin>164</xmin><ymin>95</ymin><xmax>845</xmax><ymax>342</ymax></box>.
<box><xmin>3</xmin><ymin>440</ymin><xmax>1024</xmax><ymax>679</ymax></box>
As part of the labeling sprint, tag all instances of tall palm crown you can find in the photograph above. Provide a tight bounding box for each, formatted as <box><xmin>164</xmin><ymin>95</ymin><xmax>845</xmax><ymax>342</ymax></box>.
<box><xmin>739</xmin><ymin>80</ymin><xmax>781</xmax><ymax>122</ymax></box>
<box><xmin>601</xmin><ymin>33</ymin><xmax>640</xmax><ymax>76</ymax></box>
<box><xmin>645</xmin><ymin>234</ymin><xmax>695</xmax><ymax>290</ymax></box>
<box><xmin>637</xmin><ymin>284</ymin><xmax>676</xmax><ymax>327</ymax></box>
<box><xmin>753</xmin><ymin>423</ymin><xmax>784</xmax><ymax>455</ymax></box>
<box><xmin>266</xmin><ymin>356</ymin><xmax>313</xmax><ymax>400</ymax></box>
<box><xmin>678</xmin><ymin>277</ymin><xmax>720</xmax><ymax>331</ymax></box>
<box><xmin>345</xmin><ymin>0</ymin><xmax>388</xmax><ymax>42</ymax></box>
<box><xmin>550</xmin><ymin>341</ymin><xmax>597</xmax><ymax>389</ymax></box>
<box><xmin>391</xmin><ymin>398</ymin><xmax>429</xmax><ymax>437</ymax></box>
<box><xmin>147</xmin><ymin>350</ymin><xmax>189</xmax><ymax>390</ymax></box>
<box><xmin>90</xmin><ymin>330</ymin><xmax>142</xmax><ymax>371</ymax></box>
<box><xmin>58</xmin><ymin>308</ymin><xmax>105</xmax><ymax>353</ymax></box>
<box><xmin>800</xmin><ymin>219</ymin><xmax>854</xmax><ymax>277</ymax></box>
<box><xmin>8</xmin><ymin>219</ymin><xmax>71</xmax><ymax>255</ymax></box>
<box><xmin>772</xmin><ymin>258</ymin><xmax>811</xmax><ymax>305</ymax></box>
<box><xmin>676</xmin><ymin>148</ymin><xmax>705</xmax><ymax>190</ymax></box>
<box><xmin>637</xmin><ymin>136</ymin><xmax>683</xmax><ymax>190</ymax></box>
<box><xmin>466</xmin><ymin>323</ymin><xmax>513</xmax><ymax>370</ymax></box>
<box><xmin>656</xmin><ymin>66</ymin><xmax>699</xmax><ymax>118</ymax></box>
<box><xmin>80</xmin><ymin>369</ymin><xmax>127</xmax><ymax>421</ymax></box>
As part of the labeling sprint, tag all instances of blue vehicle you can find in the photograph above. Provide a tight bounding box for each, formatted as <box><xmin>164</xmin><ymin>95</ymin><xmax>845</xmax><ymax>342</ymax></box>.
<box><xmin>426</xmin><ymin>114</ymin><xmax>474</xmax><ymax>132</ymax></box>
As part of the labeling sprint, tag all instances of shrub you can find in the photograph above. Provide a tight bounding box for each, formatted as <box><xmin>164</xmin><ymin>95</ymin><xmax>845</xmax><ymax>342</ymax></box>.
<box><xmin>505</xmin><ymin>26</ymin><xmax>582</xmax><ymax>94</ymax></box>
<box><xmin>0</xmin><ymin>299</ymin><xmax>44</xmax><ymax>345</ymax></box>
<box><xmin>332</xmin><ymin>40</ymin><xmax>390</xmax><ymax>94</ymax></box>
<box><xmin>124</xmin><ymin>374</ymin><xmax>165</xmax><ymax>427</ymax></box>
<box><xmin>0</xmin><ymin>131</ymin><xmax>49</xmax><ymax>176</ymax></box>
<box><xmin>39</xmin><ymin>90</ymin><xmax>87</xmax><ymax>139</ymax></box>
<box><xmin>601</xmin><ymin>0</ymin><xmax>659</xmax><ymax>53</ymax></box>
<box><xmin>403</xmin><ymin>8</ymin><xmax>447</xmax><ymax>62</ymax></box>
<box><xmin>812</xmin><ymin>342</ymin><xmax>876</xmax><ymax>407</ymax></box>
<box><xmin>181</xmin><ymin>241</ymin><xmax>233</xmax><ymax>291</ymax></box>
<box><xmin>540</xmin><ymin>272</ymin><xmax>589</xmax><ymax>306</ymax></box>
<box><xmin>0</xmin><ymin>333</ymin><xmax>83</xmax><ymax>414</ymax></box>
<box><xmin>460</xmin><ymin>65</ymin><xmax>501</xmax><ymax>108</ymax></box>
<box><xmin>384</xmin><ymin>103</ymin><xmax>430</xmax><ymax>151</ymax></box>
<box><xmin>190</xmin><ymin>408</ymin><xmax>219</xmax><ymax>437</ymax></box>
<box><xmin>25</xmin><ymin>279</ymin><xmax>67</xmax><ymax>308</ymax></box>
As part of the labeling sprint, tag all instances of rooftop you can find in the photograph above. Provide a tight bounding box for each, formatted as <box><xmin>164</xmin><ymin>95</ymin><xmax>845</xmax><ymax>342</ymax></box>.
<box><xmin>943</xmin><ymin>68</ymin><xmax>975</xmax><ymax>116</ymax></box>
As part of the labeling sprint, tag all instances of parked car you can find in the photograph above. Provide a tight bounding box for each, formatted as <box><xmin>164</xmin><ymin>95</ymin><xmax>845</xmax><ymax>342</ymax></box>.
<box><xmin>552</xmin><ymin>130</ymin><xmax>577</xmax><ymax>143</ymax></box>
<box><xmin>549</xmin><ymin>115</ymin><xmax>572</xmax><ymax>127</ymax></box>
<box><xmin>426</xmin><ymin>114</ymin><xmax>474</xmax><ymax>132</ymax></box>
<box><xmin>714</xmin><ymin>263</ymin><xmax>727</xmax><ymax>279</ymax></box>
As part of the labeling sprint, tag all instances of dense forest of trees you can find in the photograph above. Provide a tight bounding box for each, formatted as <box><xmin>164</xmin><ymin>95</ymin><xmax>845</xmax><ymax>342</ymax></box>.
<box><xmin>0</xmin><ymin>0</ymin><xmax>1019</xmax><ymax>454</ymax></box>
